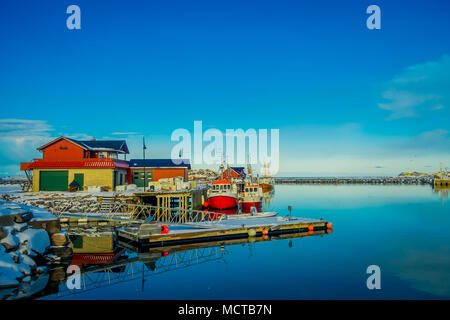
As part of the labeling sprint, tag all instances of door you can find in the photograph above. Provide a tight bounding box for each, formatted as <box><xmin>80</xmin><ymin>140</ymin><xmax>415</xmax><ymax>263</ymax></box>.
<box><xmin>74</xmin><ymin>173</ymin><xmax>84</xmax><ymax>190</ymax></box>
<box><xmin>113</xmin><ymin>171</ymin><xmax>118</xmax><ymax>190</ymax></box>
<box><xmin>39</xmin><ymin>171</ymin><xmax>69</xmax><ymax>191</ymax></box>
<box><xmin>132</xmin><ymin>170</ymin><xmax>153</xmax><ymax>187</ymax></box>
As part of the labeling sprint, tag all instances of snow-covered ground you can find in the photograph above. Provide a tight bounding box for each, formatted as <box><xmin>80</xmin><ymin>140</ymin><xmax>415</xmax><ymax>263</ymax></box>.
<box><xmin>1</xmin><ymin>200</ymin><xmax>56</xmax><ymax>294</ymax></box>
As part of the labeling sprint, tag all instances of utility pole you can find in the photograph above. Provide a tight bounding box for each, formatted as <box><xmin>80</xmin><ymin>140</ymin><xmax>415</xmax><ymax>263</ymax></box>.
<box><xmin>143</xmin><ymin>136</ymin><xmax>147</xmax><ymax>192</ymax></box>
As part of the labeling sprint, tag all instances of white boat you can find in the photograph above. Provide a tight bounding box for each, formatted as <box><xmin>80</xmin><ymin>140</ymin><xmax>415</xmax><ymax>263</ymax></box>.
<box><xmin>224</xmin><ymin>211</ymin><xmax>279</xmax><ymax>220</ymax></box>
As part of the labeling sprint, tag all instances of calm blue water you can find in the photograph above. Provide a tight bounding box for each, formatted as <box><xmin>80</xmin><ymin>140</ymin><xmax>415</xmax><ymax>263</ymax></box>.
<box><xmin>41</xmin><ymin>184</ymin><xmax>450</xmax><ymax>300</ymax></box>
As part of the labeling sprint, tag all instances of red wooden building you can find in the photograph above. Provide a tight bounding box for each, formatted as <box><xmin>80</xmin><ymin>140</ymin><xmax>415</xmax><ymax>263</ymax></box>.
<box><xmin>20</xmin><ymin>137</ymin><xmax>130</xmax><ymax>192</ymax></box>
<box><xmin>222</xmin><ymin>167</ymin><xmax>246</xmax><ymax>180</ymax></box>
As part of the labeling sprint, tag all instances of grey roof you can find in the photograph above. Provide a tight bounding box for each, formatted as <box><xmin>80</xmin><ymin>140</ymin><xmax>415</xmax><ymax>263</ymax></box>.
<box><xmin>129</xmin><ymin>159</ymin><xmax>191</xmax><ymax>169</ymax></box>
<box><xmin>230</xmin><ymin>167</ymin><xmax>246</xmax><ymax>175</ymax></box>
<box><xmin>69</xmin><ymin>138</ymin><xmax>129</xmax><ymax>154</ymax></box>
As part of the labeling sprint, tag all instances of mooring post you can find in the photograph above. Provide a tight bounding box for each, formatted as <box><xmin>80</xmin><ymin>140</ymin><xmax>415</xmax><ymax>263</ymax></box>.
<box><xmin>288</xmin><ymin>205</ymin><xmax>292</xmax><ymax>220</ymax></box>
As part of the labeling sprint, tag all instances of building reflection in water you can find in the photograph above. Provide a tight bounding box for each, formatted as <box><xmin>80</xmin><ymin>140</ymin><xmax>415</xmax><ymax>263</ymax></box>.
<box><xmin>431</xmin><ymin>185</ymin><xmax>449</xmax><ymax>205</ymax></box>
<box><xmin>13</xmin><ymin>228</ymin><xmax>325</xmax><ymax>300</ymax></box>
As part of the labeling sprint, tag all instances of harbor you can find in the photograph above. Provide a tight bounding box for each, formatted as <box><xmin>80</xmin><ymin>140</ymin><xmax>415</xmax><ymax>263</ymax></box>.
<box><xmin>0</xmin><ymin>188</ymin><xmax>332</xmax><ymax>299</ymax></box>
<box><xmin>0</xmin><ymin>136</ymin><xmax>449</xmax><ymax>300</ymax></box>
<box><xmin>0</xmin><ymin>136</ymin><xmax>336</xmax><ymax>299</ymax></box>
<box><xmin>2</xmin><ymin>181</ymin><xmax>449</xmax><ymax>299</ymax></box>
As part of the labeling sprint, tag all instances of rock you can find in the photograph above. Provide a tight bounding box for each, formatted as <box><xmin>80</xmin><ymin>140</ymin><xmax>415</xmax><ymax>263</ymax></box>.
<box><xmin>45</xmin><ymin>254</ymin><xmax>61</xmax><ymax>264</ymax></box>
<box><xmin>0</xmin><ymin>275</ymin><xmax>20</xmax><ymax>289</ymax></box>
<box><xmin>36</xmin><ymin>266</ymin><xmax>47</xmax><ymax>274</ymax></box>
<box><xmin>0</xmin><ymin>234</ymin><xmax>20</xmax><ymax>251</ymax></box>
<box><xmin>0</xmin><ymin>252</ymin><xmax>25</xmax><ymax>282</ymax></box>
<box><xmin>0</xmin><ymin>227</ymin><xmax>6</xmax><ymax>240</ymax></box>
<box><xmin>12</xmin><ymin>222</ymin><xmax>28</xmax><ymax>233</ymax></box>
<box><xmin>9</xmin><ymin>251</ymin><xmax>20</xmax><ymax>263</ymax></box>
<box><xmin>14</xmin><ymin>211</ymin><xmax>33</xmax><ymax>223</ymax></box>
<box><xmin>3</xmin><ymin>226</ymin><xmax>15</xmax><ymax>235</ymax></box>
<box><xmin>51</xmin><ymin>233</ymin><xmax>68</xmax><ymax>246</ymax></box>
<box><xmin>47</xmin><ymin>246</ymin><xmax>73</xmax><ymax>259</ymax></box>
<box><xmin>16</xmin><ymin>229</ymin><xmax>50</xmax><ymax>258</ymax></box>
<box><xmin>21</xmin><ymin>254</ymin><xmax>37</xmax><ymax>271</ymax></box>
<box><xmin>50</xmin><ymin>267</ymin><xmax>66</xmax><ymax>282</ymax></box>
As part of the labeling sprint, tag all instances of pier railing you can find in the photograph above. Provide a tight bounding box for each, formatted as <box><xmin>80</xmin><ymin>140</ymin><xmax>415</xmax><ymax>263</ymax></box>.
<box><xmin>47</xmin><ymin>198</ymin><xmax>226</xmax><ymax>224</ymax></box>
<box><xmin>49</xmin><ymin>246</ymin><xmax>225</xmax><ymax>299</ymax></box>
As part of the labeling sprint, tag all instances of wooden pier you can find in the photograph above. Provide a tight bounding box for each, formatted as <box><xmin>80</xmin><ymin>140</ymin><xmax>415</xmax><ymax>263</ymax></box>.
<box><xmin>118</xmin><ymin>216</ymin><xmax>332</xmax><ymax>247</ymax></box>
<box><xmin>434</xmin><ymin>178</ymin><xmax>450</xmax><ymax>187</ymax></box>
<box><xmin>275</xmin><ymin>177</ymin><xmax>432</xmax><ymax>185</ymax></box>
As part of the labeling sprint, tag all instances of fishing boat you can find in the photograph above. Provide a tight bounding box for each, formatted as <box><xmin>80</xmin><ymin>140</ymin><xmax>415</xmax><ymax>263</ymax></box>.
<box><xmin>206</xmin><ymin>179</ymin><xmax>238</xmax><ymax>210</ymax></box>
<box><xmin>258</xmin><ymin>162</ymin><xmax>275</xmax><ymax>192</ymax></box>
<box><xmin>240</xmin><ymin>184</ymin><xmax>263</xmax><ymax>213</ymax></box>
<box><xmin>258</xmin><ymin>176</ymin><xmax>274</xmax><ymax>192</ymax></box>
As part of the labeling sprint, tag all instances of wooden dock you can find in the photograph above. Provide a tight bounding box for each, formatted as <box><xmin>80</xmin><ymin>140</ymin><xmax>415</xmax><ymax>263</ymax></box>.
<box><xmin>118</xmin><ymin>216</ymin><xmax>332</xmax><ymax>247</ymax></box>
<box><xmin>59</xmin><ymin>213</ymin><xmax>144</xmax><ymax>228</ymax></box>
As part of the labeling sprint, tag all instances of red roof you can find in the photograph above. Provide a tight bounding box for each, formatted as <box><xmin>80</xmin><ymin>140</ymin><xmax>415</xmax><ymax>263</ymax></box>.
<box><xmin>37</xmin><ymin>136</ymin><xmax>129</xmax><ymax>154</ymax></box>
<box><xmin>20</xmin><ymin>158</ymin><xmax>129</xmax><ymax>170</ymax></box>
<box><xmin>212</xmin><ymin>179</ymin><xmax>231</xmax><ymax>185</ymax></box>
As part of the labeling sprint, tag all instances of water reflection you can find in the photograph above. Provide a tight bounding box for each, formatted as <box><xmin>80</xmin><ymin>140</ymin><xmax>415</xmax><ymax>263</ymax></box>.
<box><xmin>263</xmin><ymin>190</ymin><xmax>275</xmax><ymax>212</ymax></box>
<box><xmin>431</xmin><ymin>184</ymin><xmax>449</xmax><ymax>204</ymax></box>
<box><xmin>4</xmin><ymin>183</ymin><xmax>449</xmax><ymax>300</ymax></box>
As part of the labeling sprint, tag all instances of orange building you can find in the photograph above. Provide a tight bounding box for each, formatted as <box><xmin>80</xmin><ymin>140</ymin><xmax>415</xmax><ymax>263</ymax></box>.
<box><xmin>128</xmin><ymin>159</ymin><xmax>191</xmax><ymax>187</ymax></box>
<box><xmin>20</xmin><ymin>137</ymin><xmax>130</xmax><ymax>192</ymax></box>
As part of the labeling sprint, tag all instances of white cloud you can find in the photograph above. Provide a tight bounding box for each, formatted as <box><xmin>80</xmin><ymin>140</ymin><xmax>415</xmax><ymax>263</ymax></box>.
<box><xmin>0</xmin><ymin>119</ymin><xmax>57</xmax><ymax>175</ymax></box>
<box><xmin>379</xmin><ymin>55</ymin><xmax>450</xmax><ymax>120</ymax></box>
<box><xmin>0</xmin><ymin>119</ymin><xmax>53</xmax><ymax>137</ymax></box>
<box><xmin>0</xmin><ymin>120</ymin><xmax>99</xmax><ymax>175</ymax></box>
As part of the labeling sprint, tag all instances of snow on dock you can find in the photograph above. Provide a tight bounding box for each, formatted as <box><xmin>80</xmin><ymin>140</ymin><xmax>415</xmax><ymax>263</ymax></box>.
<box><xmin>118</xmin><ymin>215</ymin><xmax>332</xmax><ymax>247</ymax></box>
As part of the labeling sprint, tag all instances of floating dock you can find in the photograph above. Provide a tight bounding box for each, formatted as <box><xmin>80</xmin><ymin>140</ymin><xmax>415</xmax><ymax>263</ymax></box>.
<box><xmin>118</xmin><ymin>216</ymin><xmax>332</xmax><ymax>247</ymax></box>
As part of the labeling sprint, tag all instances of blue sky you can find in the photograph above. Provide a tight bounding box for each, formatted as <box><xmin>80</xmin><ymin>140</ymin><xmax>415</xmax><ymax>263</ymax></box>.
<box><xmin>1</xmin><ymin>0</ymin><xmax>449</xmax><ymax>176</ymax></box>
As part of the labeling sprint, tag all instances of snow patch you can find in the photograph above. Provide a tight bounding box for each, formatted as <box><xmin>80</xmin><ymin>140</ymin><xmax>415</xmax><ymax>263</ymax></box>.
<box><xmin>16</xmin><ymin>229</ymin><xmax>50</xmax><ymax>257</ymax></box>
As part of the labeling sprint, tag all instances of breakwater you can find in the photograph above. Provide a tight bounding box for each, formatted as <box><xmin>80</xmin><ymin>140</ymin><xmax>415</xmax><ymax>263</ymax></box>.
<box><xmin>275</xmin><ymin>177</ymin><xmax>432</xmax><ymax>185</ymax></box>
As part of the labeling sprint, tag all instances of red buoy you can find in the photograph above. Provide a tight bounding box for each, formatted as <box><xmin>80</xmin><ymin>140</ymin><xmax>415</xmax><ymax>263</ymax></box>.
<box><xmin>308</xmin><ymin>225</ymin><xmax>314</xmax><ymax>232</ymax></box>
<box><xmin>161</xmin><ymin>224</ymin><xmax>169</xmax><ymax>234</ymax></box>
<box><xmin>262</xmin><ymin>228</ymin><xmax>269</xmax><ymax>235</ymax></box>
<box><xmin>162</xmin><ymin>251</ymin><xmax>169</xmax><ymax>257</ymax></box>
<box><xmin>327</xmin><ymin>222</ymin><xmax>333</xmax><ymax>229</ymax></box>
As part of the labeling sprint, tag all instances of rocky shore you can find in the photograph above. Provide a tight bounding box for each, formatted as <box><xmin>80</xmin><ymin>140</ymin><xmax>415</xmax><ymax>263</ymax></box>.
<box><xmin>0</xmin><ymin>200</ymin><xmax>72</xmax><ymax>299</ymax></box>
<box><xmin>1</xmin><ymin>191</ymin><xmax>135</xmax><ymax>214</ymax></box>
